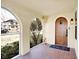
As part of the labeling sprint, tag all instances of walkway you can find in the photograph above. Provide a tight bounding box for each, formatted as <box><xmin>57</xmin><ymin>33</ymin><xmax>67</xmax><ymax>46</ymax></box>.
<box><xmin>15</xmin><ymin>43</ymin><xmax>77</xmax><ymax>59</ymax></box>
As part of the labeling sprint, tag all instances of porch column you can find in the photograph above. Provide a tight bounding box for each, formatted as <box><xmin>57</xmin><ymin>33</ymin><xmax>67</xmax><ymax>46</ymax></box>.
<box><xmin>19</xmin><ymin>17</ymin><xmax>33</xmax><ymax>55</ymax></box>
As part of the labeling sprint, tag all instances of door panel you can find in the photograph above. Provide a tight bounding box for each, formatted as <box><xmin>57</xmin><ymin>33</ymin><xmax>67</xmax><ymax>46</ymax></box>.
<box><xmin>55</xmin><ymin>17</ymin><xmax>68</xmax><ymax>46</ymax></box>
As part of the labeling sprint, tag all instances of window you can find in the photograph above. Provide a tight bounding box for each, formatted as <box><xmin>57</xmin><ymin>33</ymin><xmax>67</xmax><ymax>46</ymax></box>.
<box><xmin>75</xmin><ymin>11</ymin><xmax>77</xmax><ymax>40</ymax></box>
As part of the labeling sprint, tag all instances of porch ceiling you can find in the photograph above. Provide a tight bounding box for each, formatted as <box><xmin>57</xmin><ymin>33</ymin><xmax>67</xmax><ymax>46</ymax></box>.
<box><xmin>2</xmin><ymin>0</ymin><xmax>77</xmax><ymax>16</ymax></box>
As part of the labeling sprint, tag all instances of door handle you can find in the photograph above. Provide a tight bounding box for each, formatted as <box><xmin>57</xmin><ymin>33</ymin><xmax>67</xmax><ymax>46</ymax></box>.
<box><xmin>66</xmin><ymin>29</ymin><xmax>68</xmax><ymax>37</ymax></box>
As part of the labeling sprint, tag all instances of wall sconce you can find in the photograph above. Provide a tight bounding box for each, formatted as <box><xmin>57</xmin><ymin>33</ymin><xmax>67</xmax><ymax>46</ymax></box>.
<box><xmin>70</xmin><ymin>18</ymin><xmax>74</xmax><ymax>24</ymax></box>
<box><xmin>41</xmin><ymin>16</ymin><xmax>49</xmax><ymax>23</ymax></box>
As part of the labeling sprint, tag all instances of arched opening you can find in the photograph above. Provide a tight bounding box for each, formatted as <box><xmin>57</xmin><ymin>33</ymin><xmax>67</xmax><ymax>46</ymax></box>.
<box><xmin>30</xmin><ymin>18</ymin><xmax>43</xmax><ymax>48</ymax></box>
<box><xmin>1</xmin><ymin>7</ymin><xmax>21</xmax><ymax>59</ymax></box>
<box><xmin>55</xmin><ymin>17</ymin><xmax>68</xmax><ymax>46</ymax></box>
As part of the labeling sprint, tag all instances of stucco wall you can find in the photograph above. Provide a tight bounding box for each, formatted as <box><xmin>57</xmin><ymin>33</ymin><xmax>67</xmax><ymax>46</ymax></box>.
<box><xmin>44</xmin><ymin>11</ymin><xmax>78</xmax><ymax>56</ymax></box>
<box><xmin>2</xmin><ymin>0</ymin><xmax>39</xmax><ymax>55</ymax></box>
<box><xmin>2</xmin><ymin>0</ymin><xmax>77</xmax><ymax>57</ymax></box>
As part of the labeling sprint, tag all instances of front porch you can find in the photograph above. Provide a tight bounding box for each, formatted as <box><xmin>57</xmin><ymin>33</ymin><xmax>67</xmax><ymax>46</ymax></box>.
<box><xmin>14</xmin><ymin>43</ymin><xmax>77</xmax><ymax>59</ymax></box>
<box><xmin>2</xmin><ymin>0</ymin><xmax>78</xmax><ymax>59</ymax></box>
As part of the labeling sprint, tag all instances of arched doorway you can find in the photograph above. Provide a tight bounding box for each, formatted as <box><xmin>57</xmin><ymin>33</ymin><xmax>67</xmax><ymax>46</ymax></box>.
<box><xmin>55</xmin><ymin>17</ymin><xmax>68</xmax><ymax>46</ymax></box>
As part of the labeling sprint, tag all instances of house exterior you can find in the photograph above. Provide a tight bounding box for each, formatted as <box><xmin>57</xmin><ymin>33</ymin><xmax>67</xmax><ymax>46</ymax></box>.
<box><xmin>1</xmin><ymin>20</ymin><xmax>19</xmax><ymax>33</ymax></box>
<box><xmin>1</xmin><ymin>0</ymin><xmax>78</xmax><ymax>59</ymax></box>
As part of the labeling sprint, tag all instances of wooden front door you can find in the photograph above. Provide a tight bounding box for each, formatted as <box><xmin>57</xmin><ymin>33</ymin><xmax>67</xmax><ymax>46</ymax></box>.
<box><xmin>55</xmin><ymin>17</ymin><xmax>68</xmax><ymax>46</ymax></box>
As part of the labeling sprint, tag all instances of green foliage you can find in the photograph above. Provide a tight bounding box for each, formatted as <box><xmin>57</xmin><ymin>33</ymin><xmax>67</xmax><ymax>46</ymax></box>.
<box><xmin>30</xmin><ymin>33</ymin><xmax>43</xmax><ymax>48</ymax></box>
<box><xmin>30</xmin><ymin>18</ymin><xmax>43</xmax><ymax>48</ymax></box>
<box><xmin>30</xmin><ymin>18</ymin><xmax>42</xmax><ymax>31</ymax></box>
<box><xmin>1</xmin><ymin>41</ymin><xmax>19</xmax><ymax>59</ymax></box>
<box><xmin>36</xmin><ymin>18</ymin><xmax>42</xmax><ymax>31</ymax></box>
<box><xmin>30</xmin><ymin>21</ymin><xmax>37</xmax><ymax>31</ymax></box>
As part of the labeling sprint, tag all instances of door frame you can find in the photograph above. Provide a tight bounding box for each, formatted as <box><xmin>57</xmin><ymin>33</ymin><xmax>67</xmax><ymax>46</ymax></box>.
<box><xmin>55</xmin><ymin>17</ymin><xmax>68</xmax><ymax>46</ymax></box>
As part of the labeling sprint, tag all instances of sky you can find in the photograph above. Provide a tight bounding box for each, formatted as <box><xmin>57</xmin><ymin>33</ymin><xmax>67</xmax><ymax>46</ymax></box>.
<box><xmin>1</xmin><ymin>8</ymin><xmax>16</xmax><ymax>22</ymax></box>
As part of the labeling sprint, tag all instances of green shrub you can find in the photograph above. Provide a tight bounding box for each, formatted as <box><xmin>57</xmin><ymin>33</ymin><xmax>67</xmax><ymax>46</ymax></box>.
<box><xmin>30</xmin><ymin>18</ymin><xmax>43</xmax><ymax>48</ymax></box>
<box><xmin>1</xmin><ymin>41</ymin><xmax>19</xmax><ymax>59</ymax></box>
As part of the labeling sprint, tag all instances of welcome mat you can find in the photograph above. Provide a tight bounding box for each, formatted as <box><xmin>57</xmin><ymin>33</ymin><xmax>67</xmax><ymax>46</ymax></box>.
<box><xmin>49</xmin><ymin>45</ymin><xmax>70</xmax><ymax>51</ymax></box>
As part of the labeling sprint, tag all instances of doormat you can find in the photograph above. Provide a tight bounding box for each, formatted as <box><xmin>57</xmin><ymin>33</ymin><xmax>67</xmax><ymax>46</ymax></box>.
<box><xmin>49</xmin><ymin>45</ymin><xmax>70</xmax><ymax>51</ymax></box>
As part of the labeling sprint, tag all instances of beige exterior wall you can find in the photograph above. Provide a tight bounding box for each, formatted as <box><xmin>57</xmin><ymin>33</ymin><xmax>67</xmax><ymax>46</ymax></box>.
<box><xmin>43</xmin><ymin>11</ymin><xmax>78</xmax><ymax>56</ymax></box>
<box><xmin>2</xmin><ymin>0</ymin><xmax>77</xmax><ymax>57</ymax></box>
